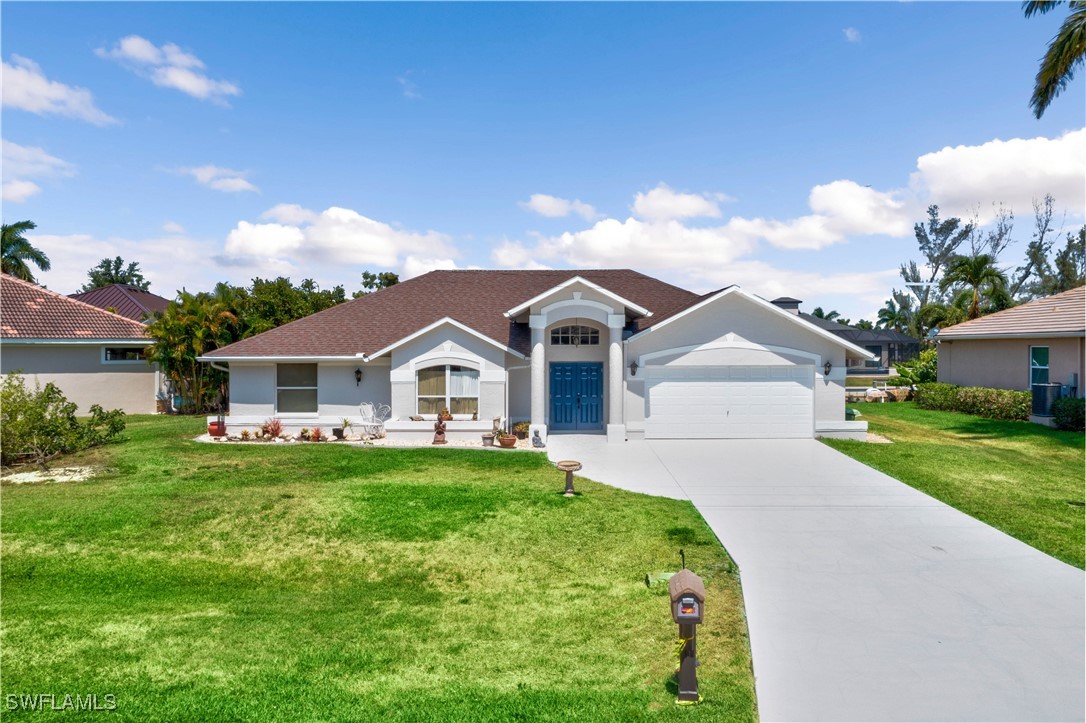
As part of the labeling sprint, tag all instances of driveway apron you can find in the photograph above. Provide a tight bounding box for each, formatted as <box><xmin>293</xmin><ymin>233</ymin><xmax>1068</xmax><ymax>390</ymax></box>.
<box><xmin>548</xmin><ymin>436</ymin><xmax>1086</xmax><ymax>722</ymax></box>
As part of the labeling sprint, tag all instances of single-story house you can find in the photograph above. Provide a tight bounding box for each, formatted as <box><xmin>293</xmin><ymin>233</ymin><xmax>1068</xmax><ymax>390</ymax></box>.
<box><xmin>936</xmin><ymin>285</ymin><xmax>1085</xmax><ymax>396</ymax></box>
<box><xmin>201</xmin><ymin>270</ymin><xmax>874</xmax><ymax>442</ymax></box>
<box><xmin>69</xmin><ymin>284</ymin><xmax>171</xmax><ymax>323</ymax></box>
<box><xmin>0</xmin><ymin>274</ymin><xmax>159</xmax><ymax>414</ymax></box>
<box><xmin>770</xmin><ymin>297</ymin><xmax>920</xmax><ymax>370</ymax></box>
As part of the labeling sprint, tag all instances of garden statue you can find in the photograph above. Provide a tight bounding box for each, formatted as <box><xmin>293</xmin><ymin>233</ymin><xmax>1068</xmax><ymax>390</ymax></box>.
<box><xmin>433</xmin><ymin>417</ymin><xmax>447</xmax><ymax>445</ymax></box>
<box><xmin>532</xmin><ymin>429</ymin><xmax>545</xmax><ymax>448</ymax></box>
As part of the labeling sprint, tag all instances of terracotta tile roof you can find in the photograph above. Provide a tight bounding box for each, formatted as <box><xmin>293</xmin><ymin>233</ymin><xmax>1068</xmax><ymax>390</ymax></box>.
<box><xmin>937</xmin><ymin>285</ymin><xmax>1086</xmax><ymax>339</ymax></box>
<box><xmin>205</xmin><ymin>269</ymin><xmax>701</xmax><ymax>358</ymax></box>
<box><xmin>69</xmin><ymin>284</ymin><xmax>171</xmax><ymax>322</ymax></box>
<box><xmin>1</xmin><ymin>274</ymin><xmax>149</xmax><ymax>340</ymax></box>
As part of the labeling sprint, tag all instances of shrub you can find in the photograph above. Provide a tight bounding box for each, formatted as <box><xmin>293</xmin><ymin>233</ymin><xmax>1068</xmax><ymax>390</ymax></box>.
<box><xmin>240</xmin><ymin>430</ymin><xmax>252</xmax><ymax>441</ymax></box>
<box><xmin>914</xmin><ymin>383</ymin><xmax>960</xmax><ymax>412</ymax></box>
<box><xmin>1052</xmin><ymin>397</ymin><xmax>1085</xmax><ymax>432</ymax></box>
<box><xmin>894</xmin><ymin>348</ymin><xmax>938</xmax><ymax>386</ymax></box>
<box><xmin>0</xmin><ymin>373</ymin><xmax>126</xmax><ymax>467</ymax></box>
<box><xmin>310</xmin><ymin>426</ymin><xmax>324</xmax><ymax>442</ymax></box>
<box><xmin>261</xmin><ymin>418</ymin><xmax>283</xmax><ymax>437</ymax></box>
<box><xmin>914</xmin><ymin>382</ymin><xmax>1031</xmax><ymax>421</ymax></box>
<box><xmin>512</xmin><ymin>421</ymin><xmax>531</xmax><ymax>439</ymax></box>
<box><xmin>954</xmin><ymin>386</ymin><xmax>1031</xmax><ymax>421</ymax></box>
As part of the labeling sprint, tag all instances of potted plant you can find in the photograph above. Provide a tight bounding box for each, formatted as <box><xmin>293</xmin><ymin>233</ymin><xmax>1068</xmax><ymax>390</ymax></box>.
<box><xmin>481</xmin><ymin>432</ymin><xmax>495</xmax><ymax>447</ymax></box>
<box><xmin>497</xmin><ymin>430</ymin><xmax>517</xmax><ymax>448</ymax></box>
<box><xmin>333</xmin><ymin>418</ymin><xmax>352</xmax><ymax>440</ymax></box>
<box><xmin>512</xmin><ymin>421</ymin><xmax>530</xmax><ymax>440</ymax></box>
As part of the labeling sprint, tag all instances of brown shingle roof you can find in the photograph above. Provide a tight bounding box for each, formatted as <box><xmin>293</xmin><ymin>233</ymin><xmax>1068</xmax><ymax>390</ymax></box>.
<box><xmin>937</xmin><ymin>286</ymin><xmax>1086</xmax><ymax>339</ymax></box>
<box><xmin>205</xmin><ymin>269</ymin><xmax>700</xmax><ymax>358</ymax></box>
<box><xmin>69</xmin><ymin>284</ymin><xmax>171</xmax><ymax>322</ymax></box>
<box><xmin>1</xmin><ymin>274</ymin><xmax>149</xmax><ymax>340</ymax></box>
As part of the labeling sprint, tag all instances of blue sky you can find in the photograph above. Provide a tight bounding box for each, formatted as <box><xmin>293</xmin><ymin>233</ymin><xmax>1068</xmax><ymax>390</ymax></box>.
<box><xmin>3</xmin><ymin>2</ymin><xmax>1083</xmax><ymax>322</ymax></box>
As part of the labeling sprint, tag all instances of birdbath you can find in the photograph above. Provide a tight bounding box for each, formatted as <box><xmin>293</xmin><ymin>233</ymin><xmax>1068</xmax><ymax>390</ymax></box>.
<box><xmin>555</xmin><ymin>460</ymin><xmax>582</xmax><ymax>497</ymax></box>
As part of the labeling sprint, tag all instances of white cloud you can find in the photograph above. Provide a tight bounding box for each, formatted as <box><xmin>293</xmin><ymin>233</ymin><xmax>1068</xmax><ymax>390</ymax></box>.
<box><xmin>2</xmin><ymin>180</ymin><xmax>41</xmax><ymax>203</ymax></box>
<box><xmin>843</xmin><ymin>27</ymin><xmax>861</xmax><ymax>43</ymax></box>
<box><xmin>222</xmin><ymin>205</ymin><xmax>457</xmax><ymax>276</ymax></box>
<box><xmin>631</xmin><ymin>183</ymin><xmax>733</xmax><ymax>222</ymax></box>
<box><xmin>1</xmin><ymin>140</ymin><xmax>76</xmax><ymax>203</ymax></box>
<box><xmin>178</xmin><ymin>165</ymin><xmax>258</xmax><ymax>193</ymax></box>
<box><xmin>96</xmin><ymin>36</ymin><xmax>240</xmax><ymax>104</ymax></box>
<box><xmin>261</xmin><ymin>203</ymin><xmax>318</xmax><ymax>225</ymax></box>
<box><xmin>402</xmin><ymin>256</ymin><xmax>460</xmax><ymax>278</ymax></box>
<box><xmin>1</xmin><ymin>55</ymin><xmax>118</xmax><ymax>125</ymax></box>
<box><xmin>27</xmin><ymin>232</ymin><xmax>218</xmax><ymax>296</ymax></box>
<box><xmin>397</xmin><ymin>72</ymin><xmax>420</xmax><ymax>99</ymax></box>
<box><xmin>162</xmin><ymin>221</ymin><xmax>186</xmax><ymax>234</ymax></box>
<box><xmin>910</xmin><ymin>128</ymin><xmax>1086</xmax><ymax>222</ymax></box>
<box><xmin>520</xmin><ymin>194</ymin><xmax>597</xmax><ymax>220</ymax></box>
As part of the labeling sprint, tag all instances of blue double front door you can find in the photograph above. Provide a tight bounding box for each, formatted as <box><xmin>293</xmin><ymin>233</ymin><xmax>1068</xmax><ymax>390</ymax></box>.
<box><xmin>549</xmin><ymin>362</ymin><xmax>604</xmax><ymax>431</ymax></box>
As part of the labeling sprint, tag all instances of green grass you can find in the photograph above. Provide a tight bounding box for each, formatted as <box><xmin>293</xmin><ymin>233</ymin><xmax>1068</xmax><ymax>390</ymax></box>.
<box><xmin>1</xmin><ymin>416</ymin><xmax>756</xmax><ymax>721</ymax></box>
<box><xmin>824</xmin><ymin>402</ymin><xmax>1085</xmax><ymax>568</ymax></box>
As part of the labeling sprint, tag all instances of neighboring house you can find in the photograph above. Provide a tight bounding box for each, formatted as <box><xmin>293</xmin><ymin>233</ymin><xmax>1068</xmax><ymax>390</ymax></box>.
<box><xmin>0</xmin><ymin>274</ymin><xmax>158</xmax><ymax>414</ymax></box>
<box><xmin>936</xmin><ymin>285</ymin><xmax>1085</xmax><ymax>396</ymax></box>
<box><xmin>770</xmin><ymin>297</ymin><xmax>920</xmax><ymax>370</ymax></box>
<box><xmin>201</xmin><ymin>270</ymin><xmax>874</xmax><ymax>442</ymax></box>
<box><xmin>69</xmin><ymin>284</ymin><xmax>171</xmax><ymax>323</ymax></box>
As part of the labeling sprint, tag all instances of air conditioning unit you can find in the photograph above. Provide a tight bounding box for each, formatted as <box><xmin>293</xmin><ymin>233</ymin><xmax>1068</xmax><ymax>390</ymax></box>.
<box><xmin>1031</xmin><ymin>383</ymin><xmax>1064</xmax><ymax>416</ymax></box>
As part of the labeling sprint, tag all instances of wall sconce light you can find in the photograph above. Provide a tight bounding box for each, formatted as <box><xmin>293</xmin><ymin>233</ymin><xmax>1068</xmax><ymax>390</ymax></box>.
<box><xmin>629</xmin><ymin>360</ymin><xmax>639</xmax><ymax>376</ymax></box>
<box><xmin>355</xmin><ymin>368</ymin><xmax>363</xmax><ymax>386</ymax></box>
<box><xmin>823</xmin><ymin>361</ymin><xmax>832</xmax><ymax>377</ymax></box>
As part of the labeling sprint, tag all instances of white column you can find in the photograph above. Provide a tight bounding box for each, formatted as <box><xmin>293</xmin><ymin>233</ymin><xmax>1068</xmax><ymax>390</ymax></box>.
<box><xmin>529</xmin><ymin>315</ymin><xmax>547</xmax><ymax>441</ymax></box>
<box><xmin>606</xmin><ymin>315</ymin><xmax>626</xmax><ymax>443</ymax></box>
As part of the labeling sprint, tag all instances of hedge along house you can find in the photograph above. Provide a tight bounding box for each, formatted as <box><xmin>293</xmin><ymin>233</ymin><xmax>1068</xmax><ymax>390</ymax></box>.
<box><xmin>0</xmin><ymin>273</ymin><xmax>158</xmax><ymax>414</ymax></box>
<box><xmin>200</xmin><ymin>270</ymin><xmax>875</xmax><ymax>442</ymax></box>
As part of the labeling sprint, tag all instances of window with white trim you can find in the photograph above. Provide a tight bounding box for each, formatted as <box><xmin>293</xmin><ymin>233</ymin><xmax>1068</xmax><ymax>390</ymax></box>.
<box><xmin>277</xmin><ymin>363</ymin><xmax>318</xmax><ymax>414</ymax></box>
<box><xmin>550</xmin><ymin>325</ymin><xmax>599</xmax><ymax>346</ymax></box>
<box><xmin>1030</xmin><ymin>346</ymin><xmax>1049</xmax><ymax>385</ymax></box>
<box><xmin>103</xmin><ymin>347</ymin><xmax>146</xmax><ymax>363</ymax></box>
<box><xmin>417</xmin><ymin>365</ymin><xmax>479</xmax><ymax>416</ymax></box>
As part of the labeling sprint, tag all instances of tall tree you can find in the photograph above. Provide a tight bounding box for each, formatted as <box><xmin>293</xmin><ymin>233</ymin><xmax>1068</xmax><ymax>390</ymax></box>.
<box><xmin>81</xmin><ymin>256</ymin><xmax>150</xmax><ymax>292</ymax></box>
<box><xmin>1024</xmin><ymin>0</ymin><xmax>1086</xmax><ymax>118</ymax></box>
<box><xmin>1043</xmin><ymin>226</ymin><xmax>1086</xmax><ymax>294</ymax></box>
<box><xmin>877</xmin><ymin>293</ymin><xmax>914</xmax><ymax>333</ymax></box>
<box><xmin>353</xmin><ymin>270</ymin><xmax>399</xmax><ymax>298</ymax></box>
<box><xmin>853</xmin><ymin>319</ymin><xmax>875</xmax><ymax>330</ymax></box>
<box><xmin>243</xmin><ymin>277</ymin><xmax>346</xmax><ymax>335</ymax></box>
<box><xmin>1011</xmin><ymin>194</ymin><xmax>1059</xmax><ymax>297</ymax></box>
<box><xmin>904</xmin><ymin>206</ymin><xmax>974</xmax><ymax>308</ymax></box>
<box><xmin>1</xmin><ymin>220</ymin><xmax>50</xmax><ymax>283</ymax></box>
<box><xmin>811</xmin><ymin>307</ymin><xmax>841</xmax><ymax>322</ymax></box>
<box><xmin>939</xmin><ymin>254</ymin><xmax>1009</xmax><ymax>320</ymax></box>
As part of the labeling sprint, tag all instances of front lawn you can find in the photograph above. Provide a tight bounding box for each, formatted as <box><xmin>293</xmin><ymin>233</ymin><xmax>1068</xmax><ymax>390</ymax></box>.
<box><xmin>824</xmin><ymin>402</ymin><xmax>1085</xmax><ymax>569</ymax></box>
<box><xmin>1</xmin><ymin>416</ymin><xmax>755</xmax><ymax>721</ymax></box>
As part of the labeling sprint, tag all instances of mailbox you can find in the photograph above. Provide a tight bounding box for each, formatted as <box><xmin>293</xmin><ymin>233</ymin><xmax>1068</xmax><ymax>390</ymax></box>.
<box><xmin>669</xmin><ymin>569</ymin><xmax>706</xmax><ymax>625</ymax></box>
<box><xmin>667</xmin><ymin>568</ymin><xmax>705</xmax><ymax>705</ymax></box>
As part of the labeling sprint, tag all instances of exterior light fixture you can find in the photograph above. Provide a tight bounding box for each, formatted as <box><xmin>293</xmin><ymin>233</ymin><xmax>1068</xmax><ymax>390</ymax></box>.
<box><xmin>355</xmin><ymin>368</ymin><xmax>363</xmax><ymax>386</ymax></box>
<box><xmin>629</xmin><ymin>360</ymin><xmax>639</xmax><ymax>376</ymax></box>
<box><xmin>823</xmin><ymin>361</ymin><xmax>832</xmax><ymax>377</ymax></box>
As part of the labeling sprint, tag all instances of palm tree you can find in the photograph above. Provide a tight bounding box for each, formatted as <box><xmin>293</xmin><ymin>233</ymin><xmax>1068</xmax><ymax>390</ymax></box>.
<box><xmin>1</xmin><ymin>220</ymin><xmax>50</xmax><ymax>282</ymax></box>
<box><xmin>877</xmin><ymin>296</ymin><xmax>913</xmax><ymax>332</ymax></box>
<box><xmin>939</xmin><ymin>254</ymin><xmax>1009</xmax><ymax>320</ymax></box>
<box><xmin>853</xmin><ymin>319</ymin><xmax>875</xmax><ymax>330</ymax></box>
<box><xmin>1024</xmin><ymin>0</ymin><xmax>1086</xmax><ymax>118</ymax></box>
<box><xmin>811</xmin><ymin>306</ymin><xmax>842</xmax><ymax>322</ymax></box>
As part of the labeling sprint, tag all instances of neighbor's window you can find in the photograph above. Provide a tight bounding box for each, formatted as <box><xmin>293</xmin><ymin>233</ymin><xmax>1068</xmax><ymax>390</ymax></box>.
<box><xmin>104</xmin><ymin>347</ymin><xmax>146</xmax><ymax>362</ymax></box>
<box><xmin>1030</xmin><ymin>346</ymin><xmax>1049</xmax><ymax>385</ymax></box>
<box><xmin>417</xmin><ymin>365</ymin><xmax>479</xmax><ymax>416</ymax></box>
<box><xmin>550</xmin><ymin>325</ymin><xmax>599</xmax><ymax>346</ymax></box>
<box><xmin>277</xmin><ymin>363</ymin><xmax>318</xmax><ymax>414</ymax></box>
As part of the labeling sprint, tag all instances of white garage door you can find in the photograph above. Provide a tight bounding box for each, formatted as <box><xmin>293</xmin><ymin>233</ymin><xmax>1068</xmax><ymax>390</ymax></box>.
<box><xmin>644</xmin><ymin>365</ymin><xmax>814</xmax><ymax>439</ymax></box>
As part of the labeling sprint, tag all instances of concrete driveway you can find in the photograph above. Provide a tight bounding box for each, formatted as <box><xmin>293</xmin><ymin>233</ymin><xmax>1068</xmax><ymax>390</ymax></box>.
<box><xmin>546</xmin><ymin>435</ymin><xmax>1086</xmax><ymax>722</ymax></box>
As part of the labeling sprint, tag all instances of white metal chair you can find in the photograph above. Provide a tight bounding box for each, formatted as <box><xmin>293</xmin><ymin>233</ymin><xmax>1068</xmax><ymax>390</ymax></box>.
<box><xmin>358</xmin><ymin>402</ymin><xmax>391</xmax><ymax>437</ymax></box>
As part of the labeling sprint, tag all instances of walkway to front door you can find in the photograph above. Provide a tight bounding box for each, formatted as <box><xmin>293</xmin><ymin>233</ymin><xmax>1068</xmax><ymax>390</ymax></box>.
<box><xmin>549</xmin><ymin>362</ymin><xmax>603</xmax><ymax>431</ymax></box>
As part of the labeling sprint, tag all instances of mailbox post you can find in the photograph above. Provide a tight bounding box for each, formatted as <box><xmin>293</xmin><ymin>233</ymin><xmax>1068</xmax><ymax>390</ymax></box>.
<box><xmin>668</xmin><ymin>568</ymin><xmax>705</xmax><ymax>704</ymax></box>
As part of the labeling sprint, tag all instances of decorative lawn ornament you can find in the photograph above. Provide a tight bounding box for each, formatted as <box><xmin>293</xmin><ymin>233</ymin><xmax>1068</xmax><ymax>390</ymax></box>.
<box><xmin>555</xmin><ymin>460</ymin><xmax>582</xmax><ymax>496</ymax></box>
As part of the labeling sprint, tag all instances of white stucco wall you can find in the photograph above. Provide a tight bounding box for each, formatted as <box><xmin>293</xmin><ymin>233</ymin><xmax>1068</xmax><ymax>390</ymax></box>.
<box><xmin>625</xmin><ymin>293</ymin><xmax>851</xmax><ymax>432</ymax></box>
<box><xmin>226</xmin><ymin>359</ymin><xmax>391</xmax><ymax>420</ymax></box>
<box><xmin>388</xmin><ymin>325</ymin><xmax>516</xmax><ymax>422</ymax></box>
<box><xmin>1</xmin><ymin>343</ymin><xmax>157</xmax><ymax>414</ymax></box>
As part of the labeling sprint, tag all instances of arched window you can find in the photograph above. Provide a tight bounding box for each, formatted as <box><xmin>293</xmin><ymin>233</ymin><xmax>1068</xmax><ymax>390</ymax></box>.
<box><xmin>550</xmin><ymin>325</ymin><xmax>599</xmax><ymax>346</ymax></box>
<box><xmin>417</xmin><ymin>365</ymin><xmax>480</xmax><ymax>416</ymax></box>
